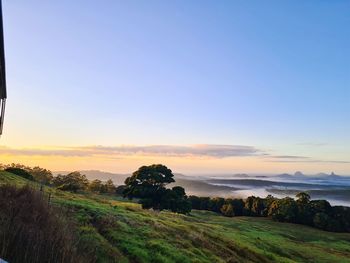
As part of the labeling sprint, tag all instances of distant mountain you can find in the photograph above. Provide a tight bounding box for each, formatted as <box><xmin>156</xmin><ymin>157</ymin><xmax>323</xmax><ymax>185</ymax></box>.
<box><xmin>276</xmin><ymin>171</ymin><xmax>346</xmax><ymax>180</ymax></box>
<box><xmin>232</xmin><ymin>173</ymin><xmax>249</xmax><ymax>178</ymax></box>
<box><xmin>277</xmin><ymin>173</ymin><xmax>294</xmax><ymax>179</ymax></box>
<box><xmin>294</xmin><ymin>171</ymin><xmax>305</xmax><ymax>177</ymax></box>
<box><xmin>314</xmin><ymin>172</ymin><xmax>330</xmax><ymax>178</ymax></box>
<box><xmin>328</xmin><ymin>172</ymin><xmax>343</xmax><ymax>179</ymax></box>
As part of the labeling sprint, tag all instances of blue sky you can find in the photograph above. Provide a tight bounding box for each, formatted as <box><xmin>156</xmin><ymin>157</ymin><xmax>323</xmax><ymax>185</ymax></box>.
<box><xmin>1</xmin><ymin>1</ymin><xmax>349</xmax><ymax>174</ymax></box>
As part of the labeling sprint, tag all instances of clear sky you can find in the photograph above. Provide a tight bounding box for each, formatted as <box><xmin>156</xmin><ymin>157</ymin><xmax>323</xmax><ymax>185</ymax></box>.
<box><xmin>1</xmin><ymin>1</ymin><xmax>349</xmax><ymax>174</ymax></box>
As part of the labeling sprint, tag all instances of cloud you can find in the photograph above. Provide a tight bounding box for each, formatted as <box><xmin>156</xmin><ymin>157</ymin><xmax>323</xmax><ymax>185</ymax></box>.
<box><xmin>271</xmin><ymin>155</ymin><xmax>310</xmax><ymax>159</ymax></box>
<box><xmin>1</xmin><ymin>144</ymin><xmax>348</xmax><ymax>165</ymax></box>
<box><xmin>297</xmin><ymin>142</ymin><xmax>328</xmax><ymax>147</ymax></box>
<box><xmin>0</xmin><ymin>144</ymin><xmax>263</xmax><ymax>158</ymax></box>
<box><xmin>267</xmin><ymin>158</ymin><xmax>350</xmax><ymax>164</ymax></box>
<box><xmin>268</xmin><ymin>160</ymin><xmax>350</xmax><ymax>164</ymax></box>
<box><xmin>264</xmin><ymin>154</ymin><xmax>350</xmax><ymax>164</ymax></box>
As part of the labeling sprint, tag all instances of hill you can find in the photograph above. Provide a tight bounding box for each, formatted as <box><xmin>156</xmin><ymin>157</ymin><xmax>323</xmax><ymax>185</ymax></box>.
<box><xmin>1</xmin><ymin>171</ymin><xmax>350</xmax><ymax>263</ymax></box>
<box><xmin>53</xmin><ymin>170</ymin><xmax>128</xmax><ymax>185</ymax></box>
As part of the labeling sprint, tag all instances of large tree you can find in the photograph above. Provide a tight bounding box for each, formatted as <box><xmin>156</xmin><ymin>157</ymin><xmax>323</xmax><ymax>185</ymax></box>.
<box><xmin>123</xmin><ymin>164</ymin><xmax>191</xmax><ymax>214</ymax></box>
<box><xmin>123</xmin><ymin>164</ymin><xmax>175</xmax><ymax>200</ymax></box>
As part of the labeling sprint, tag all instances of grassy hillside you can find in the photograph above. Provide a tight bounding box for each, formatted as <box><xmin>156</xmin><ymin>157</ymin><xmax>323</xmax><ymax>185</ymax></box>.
<box><xmin>1</xmin><ymin>171</ymin><xmax>350</xmax><ymax>263</ymax></box>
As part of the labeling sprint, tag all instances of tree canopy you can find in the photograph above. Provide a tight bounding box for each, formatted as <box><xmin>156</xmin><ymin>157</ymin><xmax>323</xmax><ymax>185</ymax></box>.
<box><xmin>123</xmin><ymin>164</ymin><xmax>191</xmax><ymax>214</ymax></box>
<box><xmin>5</xmin><ymin>167</ymin><xmax>34</xmax><ymax>181</ymax></box>
<box><xmin>52</xmin><ymin>172</ymin><xmax>89</xmax><ymax>193</ymax></box>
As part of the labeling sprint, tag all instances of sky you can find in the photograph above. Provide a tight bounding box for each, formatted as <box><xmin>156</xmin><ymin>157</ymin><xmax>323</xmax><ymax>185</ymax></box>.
<box><xmin>0</xmin><ymin>1</ymin><xmax>349</xmax><ymax>175</ymax></box>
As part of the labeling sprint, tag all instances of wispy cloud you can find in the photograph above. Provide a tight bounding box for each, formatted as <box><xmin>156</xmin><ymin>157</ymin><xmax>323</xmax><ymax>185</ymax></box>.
<box><xmin>268</xmin><ymin>160</ymin><xmax>350</xmax><ymax>164</ymax></box>
<box><xmin>264</xmin><ymin>154</ymin><xmax>350</xmax><ymax>164</ymax></box>
<box><xmin>2</xmin><ymin>145</ymin><xmax>348</xmax><ymax>164</ymax></box>
<box><xmin>267</xmin><ymin>158</ymin><xmax>350</xmax><ymax>164</ymax></box>
<box><xmin>297</xmin><ymin>142</ymin><xmax>328</xmax><ymax>147</ymax></box>
<box><xmin>271</xmin><ymin>155</ymin><xmax>310</xmax><ymax>159</ymax></box>
<box><xmin>0</xmin><ymin>144</ymin><xmax>263</xmax><ymax>158</ymax></box>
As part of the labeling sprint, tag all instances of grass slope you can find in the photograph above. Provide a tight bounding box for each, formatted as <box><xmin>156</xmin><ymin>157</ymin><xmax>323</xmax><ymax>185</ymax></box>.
<box><xmin>1</xmin><ymin>171</ymin><xmax>350</xmax><ymax>263</ymax></box>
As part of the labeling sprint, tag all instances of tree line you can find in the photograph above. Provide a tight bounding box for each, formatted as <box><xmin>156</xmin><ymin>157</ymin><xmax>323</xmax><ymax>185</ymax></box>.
<box><xmin>120</xmin><ymin>164</ymin><xmax>350</xmax><ymax>233</ymax></box>
<box><xmin>1</xmin><ymin>163</ymin><xmax>117</xmax><ymax>194</ymax></box>
<box><xmin>188</xmin><ymin>193</ymin><xmax>350</xmax><ymax>232</ymax></box>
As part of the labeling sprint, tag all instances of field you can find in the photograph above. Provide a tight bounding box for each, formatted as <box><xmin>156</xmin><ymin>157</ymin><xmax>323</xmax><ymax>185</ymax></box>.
<box><xmin>1</xmin><ymin>171</ymin><xmax>350</xmax><ymax>263</ymax></box>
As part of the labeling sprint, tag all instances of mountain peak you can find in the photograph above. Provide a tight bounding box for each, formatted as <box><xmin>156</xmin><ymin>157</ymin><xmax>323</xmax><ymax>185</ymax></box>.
<box><xmin>294</xmin><ymin>171</ymin><xmax>305</xmax><ymax>177</ymax></box>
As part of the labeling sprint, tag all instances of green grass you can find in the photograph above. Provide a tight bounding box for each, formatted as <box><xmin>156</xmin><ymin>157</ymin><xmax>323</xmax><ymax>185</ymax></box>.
<box><xmin>1</xmin><ymin>170</ymin><xmax>350</xmax><ymax>263</ymax></box>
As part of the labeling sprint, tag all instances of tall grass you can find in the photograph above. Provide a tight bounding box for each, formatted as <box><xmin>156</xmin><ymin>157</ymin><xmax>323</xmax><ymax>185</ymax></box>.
<box><xmin>0</xmin><ymin>184</ymin><xmax>88</xmax><ymax>263</ymax></box>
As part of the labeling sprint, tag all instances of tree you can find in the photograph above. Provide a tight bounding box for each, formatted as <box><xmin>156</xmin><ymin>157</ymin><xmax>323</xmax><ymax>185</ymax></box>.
<box><xmin>231</xmin><ymin>198</ymin><xmax>244</xmax><ymax>216</ymax></box>
<box><xmin>296</xmin><ymin>192</ymin><xmax>311</xmax><ymax>204</ymax></box>
<box><xmin>159</xmin><ymin>186</ymin><xmax>191</xmax><ymax>214</ymax></box>
<box><xmin>188</xmin><ymin>195</ymin><xmax>201</xmax><ymax>209</ymax></box>
<box><xmin>221</xmin><ymin>203</ymin><xmax>234</xmax><ymax>217</ymax></box>
<box><xmin>313</xmin><ymin>212</ymin><xmax>330</xmax><ymax>230</ymax></box>
<box><xmin>263</xmin><ymin>195</ymin><xmax>276</xmax><ymax>216</ymax></box>
<box><xmin>329</xmin><ymin>206</ymin><xmax>350</xmax><ymax>232</ymax></box>
<box><xmin>99</xmin><ymin>183</ymin><xmax>108</xmax><ymax>194</ymax></box>
<box><xmin>5</xmin><ymin>167</ymin><xmax>34</xmax><ymax>181</ymax></box>
<box><xmin>268</xmin><ymin>197</ymin><xmax>298</xmax><ymax>223</ymax></box>
<box><xmin>251</xmin><ymin>197</ymin><xmax>265</xmax><ymax>216</ymax></box>
<box><xmin>105</xmin><ymin>179</ymin><xmax>116</xmax><ymax>193</ymax></box>
<box><xmin>208</xmin><ymin>197</ymin><xmax>225</xmax><ymax>213</ymax></box>
<box><xmin>123</xmin><ymin>165</ymin><xmax>190</xmax><ymax>213</ymax></box>
<box><xmin>243</xmin><ymin>196</ymin><xmax>263</xmax><ymax>216</ymax></box>
<box><xmin>123</xmin><ymin>164</ymin><xmax>175</xmax><ymax>200</ymax></box>
<box><xmin>199</xmin><ymin>197</ymin><xmax>210</xmax><ymax>210</ymax></box>
<box><xmin>2</xmin><ymin>164</ymin><xmax>52</xmax><ymax>184</ymax></box>
<box><xmin>30</xmin><ymin>166</ymin><xmax>53</xmax><ymax>185</ymax></box>
<box><xmin>115</xmin><ymin>185</ymin><xmax>127</xmax><ymax>196</ymax></box>
<box><xmin>52</xmin><ymin>172</ymin><xmax>89</xmax><ymax>193</ymax></box>
<box><xmin>310</xmin><ymin>200</ymin><xmax>331</xmax><ymax>214</ymax></box>
<box><xmin>89</xmin><ymin>179</ymin><xmax>103</xmax><ymax>192</ymax></box>
<box><xmin>295</xmin><ymin>192</ymin><xmax>313</xmax><ymax>225</ymax></box>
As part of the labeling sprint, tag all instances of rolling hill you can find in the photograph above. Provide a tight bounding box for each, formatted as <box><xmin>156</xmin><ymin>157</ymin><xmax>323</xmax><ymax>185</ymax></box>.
<box><xmin>1</xmin><ymin>171</ymin><xmax>350</xmax><ymax>263</ymax></box>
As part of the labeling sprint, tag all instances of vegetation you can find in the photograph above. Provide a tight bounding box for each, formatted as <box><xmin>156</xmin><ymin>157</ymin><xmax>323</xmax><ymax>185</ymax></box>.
<box><xmin>89</xmin><ymin>179</ymin><xmax>116</xmax><ymax>193</ymax></box>
<box><xmin>123</xmin><ymin>164</ymin><xmax>191</xmax><ymax>214</ymax></box>
<box><xmin>52</xmin><ymin>171</ymin><xmax>89</xmax><ymax>192</ymax></box>
<box><xmin>0</xmin><ymin>184</ymin><xmax>87</xmax><ymax>263</ymax></box>
<box><xmin>4</xmin><ymin>167</ymin><xmax>34</xmax><ymax>180</ymax></box>
<box><xmin>2</xmin><ymin>163</ymin><xmax>52</xmax><ymax>183</ymax></box>
<box><xmin>0</xmin><ymin>170</ymin><xmax>350</xmax><ymax>262</ymax></box>
<box><xmin>189</xmin><ymin>193</ymin><xmax>350</xmax><ymax>232</ymax></box>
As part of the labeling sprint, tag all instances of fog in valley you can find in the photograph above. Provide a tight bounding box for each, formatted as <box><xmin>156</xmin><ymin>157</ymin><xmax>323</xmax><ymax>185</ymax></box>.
<box><xmin>56</xmin><ymin>170</ymin><xmax>350</xmax><ymax>207</ymax></box>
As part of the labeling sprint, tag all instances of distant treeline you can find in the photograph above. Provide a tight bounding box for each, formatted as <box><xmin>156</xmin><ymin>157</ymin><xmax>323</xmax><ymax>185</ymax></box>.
<box><xmin>188</xmin><ymin>194</ymin><xmax>350</xmax><ymax>232</ymax></box>
<box><xmin>1</xmin><ymin>163</ymin><xmax>117</xmax><ymax>194</ymax></box>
